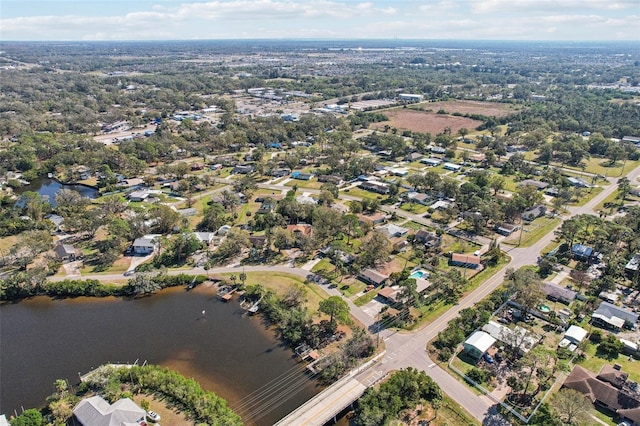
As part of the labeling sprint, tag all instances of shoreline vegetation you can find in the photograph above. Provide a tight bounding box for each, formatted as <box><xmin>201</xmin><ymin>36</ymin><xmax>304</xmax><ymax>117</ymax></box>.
<box><xmin>8</xmin><ymin>364</ymin><xmax>242</xmax><ymax>426</ymax></box>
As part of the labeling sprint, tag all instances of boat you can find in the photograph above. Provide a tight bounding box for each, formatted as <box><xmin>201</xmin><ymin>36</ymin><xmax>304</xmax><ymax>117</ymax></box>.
<box><xmin>217</xmin><ymin>285</ymin><xmax>236</xmax><ymax>302</ymax></box>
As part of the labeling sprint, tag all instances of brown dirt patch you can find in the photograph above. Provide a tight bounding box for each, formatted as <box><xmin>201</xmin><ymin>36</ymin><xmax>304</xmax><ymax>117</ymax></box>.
<box><xmin>371</xmin><ymin>109</ymin><xmax>482</xmax><ymax>135</ymax></box>
<box><xmin>420</xmin><ymin>100</ymin><xmax>520</xmax><ymax>117</ymax></box>
<box><xmin>133</xmin><ymin>393</ymin><xmax>192</xmax><ymax>426</ymax></box>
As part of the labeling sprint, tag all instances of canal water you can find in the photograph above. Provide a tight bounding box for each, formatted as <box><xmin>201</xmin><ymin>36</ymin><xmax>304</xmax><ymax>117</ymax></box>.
<box><xmin>16</xmin><ymin>178</ymin><xmax>98</xmax><ymax>207</ymax></box>
<box><xmin>0</xmin><ymin>286</ymin><xmax>319</xmax><ymax>425</ymax></box>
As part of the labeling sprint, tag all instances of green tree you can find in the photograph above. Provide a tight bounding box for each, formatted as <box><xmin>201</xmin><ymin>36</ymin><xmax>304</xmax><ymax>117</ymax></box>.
<box><xmin>10</xmin><ymin>409</ymin><xmax>43</xmax><ymax>426</ymax></box>
<box><xmin>548</xmin><ymin>388</ymin><xmax>592</xmax><ymax>425</ymax></box>
<box><xmin>318</xmin><ymin>296</ymin><xmax>350</xmax><ymax>325</ymax></box>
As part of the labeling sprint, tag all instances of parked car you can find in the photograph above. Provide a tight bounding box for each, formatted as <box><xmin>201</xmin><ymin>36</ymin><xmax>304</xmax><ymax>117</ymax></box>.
<box><xmin>483</xmin><ymin>353</ymin><xmax>494</xmax><ymax>364</ymax></box>
<box><xmin>147</xmin><ymin>411</ymin><xmax>161</xmax><ymax>422</ymax></box>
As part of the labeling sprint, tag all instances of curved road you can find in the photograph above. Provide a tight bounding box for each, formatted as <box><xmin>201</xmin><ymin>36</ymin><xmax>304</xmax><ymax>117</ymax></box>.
<box><xmin>48</xmin><ymin>163</ymin><xmax>640</xmax><ymax>423</ymax></box>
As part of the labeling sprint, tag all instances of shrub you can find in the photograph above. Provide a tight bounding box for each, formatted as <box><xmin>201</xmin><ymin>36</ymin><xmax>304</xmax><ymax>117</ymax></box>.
<box><xmin>466</xmin><ymin>367</ymin><xmax>487</xmax><ymax>384</ymax></box>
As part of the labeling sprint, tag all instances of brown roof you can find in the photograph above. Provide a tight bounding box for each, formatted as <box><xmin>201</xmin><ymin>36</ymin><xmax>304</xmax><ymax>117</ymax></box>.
<box><xmin>451</xmin><ymin>253</ymin><xmax>481</xmax><ymax>265</ymax></box>
<box><xmin>287</xmin><ymin>224</ymin><xmax>313</xmax><ymax>237</ymax></box>
<box><xmin>378</xmin><ymin>287</ymin><xmax>399</xmax><ymax>301</ymax></box>
<box><xmin>597</xmin><ymin>364</ymin><xmax>629</xmax><ymax>389</ymax></box>
<box><xmin>563</xmin><ymin>366</ymin><xmax>640</xmax><ymax>414</ymax></box>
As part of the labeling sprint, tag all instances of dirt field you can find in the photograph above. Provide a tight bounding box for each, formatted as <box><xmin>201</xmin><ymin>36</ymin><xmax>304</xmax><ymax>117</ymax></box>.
<box><xmin>419</xmin><ymin>100</ymin><xmax>520</xmax><ymax>117</ymax></box>
<box><xmin>371</xmin><ymin>109</ymin><xmax>483</xmax><ymax>135</ymax></box>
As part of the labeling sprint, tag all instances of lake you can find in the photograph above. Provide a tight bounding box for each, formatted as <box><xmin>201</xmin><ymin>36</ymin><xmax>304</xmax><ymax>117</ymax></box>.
<box><xmin>0</xmin><ymin>286</ymin><xmax>319</xmax><ymax>425</ymax></box>
<box><xmin>16</xmin><ymin>178</ymin><xmax>99</xmax><ymax>207</ymax></box>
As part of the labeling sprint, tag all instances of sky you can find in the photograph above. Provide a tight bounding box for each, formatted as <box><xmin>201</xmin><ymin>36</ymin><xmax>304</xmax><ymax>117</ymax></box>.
<box><xmin>1</xmin><ymin>0</ymin><xmax>639</xmax><ymax>41</ymax></box>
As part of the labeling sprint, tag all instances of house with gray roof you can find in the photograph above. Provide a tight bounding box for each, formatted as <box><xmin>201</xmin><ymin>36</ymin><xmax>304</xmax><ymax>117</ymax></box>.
<box><xmin>54</xmin><ymin>243</ymin><xmax>81</xmax><ymax>262</ymax></box>
<box><xmin>542</xmin><ymin>282</ymin><xmax>577</xmax><ymax>305</ymax></box>
<box><xmin>592</xmin><ymin>301</ymin><xmax>639</xmax><ymax>331</ymax></box>
<box><xmin>73</xmin><ymin>395</ymin><xmax>146</xmax><ymax>426</ymax></box>
<box><xmin>132</xmin><ymin>236</ymin><xmax>159</xmax><ymax>255</ymax></box>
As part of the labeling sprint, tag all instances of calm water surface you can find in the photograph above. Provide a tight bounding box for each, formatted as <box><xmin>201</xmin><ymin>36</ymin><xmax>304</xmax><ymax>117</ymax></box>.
<box><xmin>0</xmin><ymin>286</ymin><xmax>318</xmax><ymax>425</ymax></box>
<box><xmin>16</xmin><ymin>178</ymin><xmax>98</xmax><ymax>207</ymax></box>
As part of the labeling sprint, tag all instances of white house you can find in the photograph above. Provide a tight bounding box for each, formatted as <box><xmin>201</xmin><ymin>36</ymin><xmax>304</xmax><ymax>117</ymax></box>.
<box><xmin>559</xmin><ymin>325</ymin><xmax>588</xmax><ymax>352</ymax></box>
<box><xmin>464</xmin><ymin>331</ymin><xmax>496</xmax><ymax>360</ymax></box>
<box><xmin>443</xmin><ymin>163</ymin><xmax>462</xmax><ymax>172</ymax></box>
<box><xmin>194</xmin><ymin>232</ymin><xmax>215</xmax><ymax>245</ymax></box>
<box><xmin>132</xmin><ymin>236</ymin><xmax>159</xmax><ymax>255</ymax></box>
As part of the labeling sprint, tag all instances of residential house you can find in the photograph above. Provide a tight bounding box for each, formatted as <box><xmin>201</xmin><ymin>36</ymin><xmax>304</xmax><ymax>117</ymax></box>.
<box><xmin>233</xmin><ymin>164</ymin><xmax>254</xmax><ymax>174</ymax></box>
<box><xmin>625</xmin><ymin>253</ymin><xmax>640</xmax><ymax>277</ymax></box>
<box><xmin>430</xmin><ymin>200</ymin><xmax>452</xmax><ymax>210</ymax></box>
<box><xmin>405</xmin><ymin>152</ymin><xmax>423</xmax><ymax>162</ymax></box>
<box><xmin>257</xmin><ymin>198</ymin><xmax>278</xmax><ymax>214</ymax></box>
<box><xmin>127</xmin><ymin>189</ymin><xmax>150</xmax><ymax>202</ymax></box>
<box><xmin>73</xmin><ymin>395</ymin><xmax>146</xmax><ymax>426</ymax></box>
<box><xmin>194</xmin><ymin>232</ymin><xmax>215</xmax><ymax>246</ymax></box>
<box><xmin>517</xmin><ymin>179</ymin><xmax>549</xmax><ymax>191</ymax></box>
<box><xmin>450</xmin><ymin>253</ymin><xmax>481</xmax><ymax>269</ymax></box>
<box><xmin>190</xmin><ymin>162</ymin><xmax>205</xmax><ymax>171</ymax></box>
<box><xmin>54</xmin><ymin>243</ymin><xmax>81</xmax><ymax>262</ymax></box>
<box><xmin>571</xmin><ymin>243</ymin><xmax>595</xmax><ymax>261</ymax></box>
<box><xmin>562</xmin><ymin>366</ymin><xmax>640</xmax><ymax>425</ymax></box>
<box><xmin>317</xmin><ymin>175</ymin><xmax>344</xmax><ymax>185</ymax></box>
<box><xmin>406</xmin><ymin>192</ymin><xmax>431</xmax><ymax>205</ymax></box>
<box><xmin>287</xmin><ymin>224</ymin><xmax>313</xmax><ymax>239</ymax></box>
<box><xmin>414</xmin><ymin>229</ymin><xmax>441</xmax><ymax>248</ymax></box>
<box><xmin>378</xmin><ymin>286</ymin><xmax>401</xmax><ymax>304</ymax></box>
<box><xmin>399</xmin><ymin>93</ymin><xmax>424</xmax><ymax>102</ymax></box>
<box><xmin>291</xmin><ymin>171</ymin><xmax>314</xmax><ymax>181</ymax></box>
<box><xmin>319</xmin><ymin>246</ymin><xmax>356</xmax><ymax>265</ymax></box>
<box><xmin>443</xmin><ymin>163</ymin><xmax>462</xmax><ymax>172</ymax></box>
<box><xmin>542</xmin><ymin>282</ymin><xmax>577</xmax><ymax>305</ymax></box>
<box><xmin>378</xmin><ymin>223</ymin><xmax>408</xmax><ymax>238</ymax></box>
<box><xmin>132</xmin><ymin>236</ymin><xmax>158</xmax><ymax>255</ymax></box>
<box><xmin>592</xmin><ymin>301</ymin><xmax>639</xmax><ymax>330</ymax></box>
<box><xmin>463</xmin><ymin>331</ymin><xmax>496</xmax><ymax>360</ymax></box>
<box><xmin>296</xmin><ymin>194</ymin><xmax>318</xmax><ymax>205</ymax></box>
<box><xmin>388</xmin><ymin>167</ymin><xmax>409</xmax><ymax>177</ymax></box>
<box><xmin>522</xmin><ymin>205</ymin><xmax>546</xmax><ymax>222</ymax></box>
<box><xmin>421</xmin><ymin>157</ymin><xmax>442</xmax><ymax>167</ymax></box>
<box><xmin>358</xmin><ymin>269</ymin><xmax>389</xmax><ymax>287</ymax></box>
<box><xmin>559</xmin><ymin>325</ymin><xmax>588</xmax><ymax>351</ymax></box>
<box><xmin>359</xmin><ymin>180</ymin><xmax>390</xmax><ymax>194</ymax></box>
<box><xmin>271</xmin><ymin>168</ymin><xmax>291</xmax><ymax>178</ymax></box>
<box><xmin>482</xmin><ymin>321</ymin><xmax>540</xmax><ymax>354</ymax></box>
<box><xmin>248</xmin><ymin>235</ymin><xmax>267</xmax><ymax>249</ymax></box>
<box><xmin>46</xmin><ymin>214</ymin><xmax>65</xmax><ymax>233</ymax></box>
<box><xmin>495</xmin><ymin>222</ymin><xmax>519</xmax><ymax>236</ymax></box>
<box><xmin>430</xmin><ymin>146</ymin><xmax>446</xmax><ymax>154</ymax></box>
<box><xmin>358</xmin><ymin>212</ymin><xmax>387</xmax><ymax>226</ymax></box>
<box><xmin>177</xmin><ymin>207</ymin><xmax>197</xmax><ymax>217</ymax></box>
<box><xmin>567</xmin><ymin>177</ymin><xmax>590</xmax><ymax>188</ymax></box>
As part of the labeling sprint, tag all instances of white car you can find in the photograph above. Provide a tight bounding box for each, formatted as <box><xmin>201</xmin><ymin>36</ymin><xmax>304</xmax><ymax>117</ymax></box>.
<box><xmin>147</xmin><ymin>411</ymin><xmax>161</xmax><ymax>422</ymax></box>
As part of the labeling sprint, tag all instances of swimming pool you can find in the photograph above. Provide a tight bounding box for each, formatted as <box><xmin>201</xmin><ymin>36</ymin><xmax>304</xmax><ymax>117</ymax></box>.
<box><xmin>410</xmin><ymin>269</ymin><xmax>429</xmax><ymax>279</ymax></box>
<box><xmin>539</xmin><ymin>304</ymin><xmax>551</xmax><ymax>313</ymax></box>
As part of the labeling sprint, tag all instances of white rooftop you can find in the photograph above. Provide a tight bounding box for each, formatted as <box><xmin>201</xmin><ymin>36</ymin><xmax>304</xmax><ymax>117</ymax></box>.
<box><xmin>465</xmin><ymin>331</ymin><xmax>496</xmax><ymax>353</ymax></box>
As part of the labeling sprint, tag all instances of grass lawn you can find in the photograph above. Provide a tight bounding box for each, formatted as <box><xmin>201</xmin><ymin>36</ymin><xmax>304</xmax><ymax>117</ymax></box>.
<box><xmin>80</xmin><ymin>256</ymin><xmax>131</xmax><ymax>275</ymax></box>
<box><xmin>404</xmin><ymin>221</ymin><xmax>430</xmax><ymax>231</ymax></box>
<box><xmin>594</xmin><ymin>188</ymin><xmax>620</xmax><ymax>212</ymax></box>
<box><xmin>449</xmin><ymin>354</ymin><xmax>494</xmax><ymax>394</ymax></box>
<box><xmin>567</xmin><ymin>186</ymin><xmax>603</xmax><ymax>207</ymax></box>
<box><xmin>503</xmin><ymin>217</ymin><xmax>561</xmax><ymax>247</ymax></box>
<box><xmin>219</xmin><ymin>271</ymin><xmax>329</xmax><ymax>312</ymax></box>
<box><xmin>566</xmin><ymin>157</ymin><xmax>640</xmax><ymax>177</ymax></box>
<box><xmin>311</xmin><ymin>257</ymin><xmax>334</xmax><ymax>274</ymax></box>
<box><xmin>341</xmin><ymin>187</ymin><xmax>387</xmax><ymax>201</ymax></box>
<box><xmin>354</xmin><ymin>288</ymin><xmax>379</xmax><ymax>306</ymax></box>
<box><xmin>579</xmin><ymin>341</ymin><xmax>640</xmax><ymax>383</ymax></box>
<box><xmin>399</xmin><ymin>202</ymin><xmax>429</xmax><ymax>214</ymax></box>
<box><xmin>284</xmin><ymin>180</ymin><xmax>323</xmax><ymax>190</ymax></box>
<box><xmin>338</xmin><ymin>278</ymin><xmax>366</xmax><ymax>298</ymax></box>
